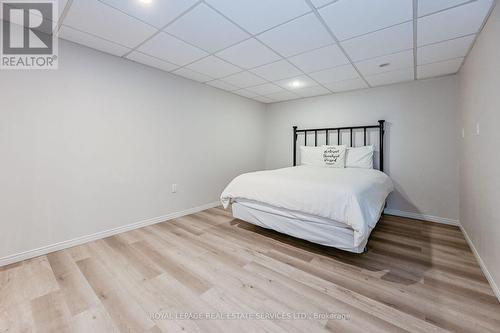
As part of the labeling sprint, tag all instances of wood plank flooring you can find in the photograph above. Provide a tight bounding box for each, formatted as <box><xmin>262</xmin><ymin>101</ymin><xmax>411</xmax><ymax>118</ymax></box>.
<box><xmin>1</xmin><ymin>208</ymin><xmax>499</xmax><ymax>333</ymax></box>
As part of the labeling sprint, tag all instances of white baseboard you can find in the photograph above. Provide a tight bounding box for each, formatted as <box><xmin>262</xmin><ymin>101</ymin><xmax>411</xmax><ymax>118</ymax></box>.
<box><xmin>384</xmin><ymin>209</ymin><xmax>460</xmax><ymax>226</ymax></box>
<box><xmin>459</xmin><ymin>224</ymin><xmax>500</xmax><ymax>302</ymax></box>
<box><xmin>0</xmin><ymin>201</ymin><xmax>221</xmax><ymax>268</ymax></box>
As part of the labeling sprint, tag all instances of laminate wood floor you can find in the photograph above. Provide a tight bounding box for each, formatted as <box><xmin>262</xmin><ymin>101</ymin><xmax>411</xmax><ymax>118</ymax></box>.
<box><xmin>1</xmin><ymin>207</ymin><xmax>499</xmax><ymax>333</ymax></box>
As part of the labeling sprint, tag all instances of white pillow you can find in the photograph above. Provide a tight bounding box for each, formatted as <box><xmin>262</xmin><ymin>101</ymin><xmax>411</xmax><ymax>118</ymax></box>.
<box><xmin>299</xmin><ymin>146</ymin><xmax>324</xmax><ymax>166</ymax></box>
<box><xmin>345</xmin><ymin>145</ymin><xmax>374</xmax><ymax>169</ymax></box>
<box><xmin>322</xmin><ymin>145</ymin><xmax>347</xmax><ymax>168</ymax></box>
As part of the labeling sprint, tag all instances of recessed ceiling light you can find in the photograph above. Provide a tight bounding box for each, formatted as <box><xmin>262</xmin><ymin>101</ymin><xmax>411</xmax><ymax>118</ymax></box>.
<box><xmin>290</xmin><ymin>80</ymin><xmax>301</xmax><ymax>88</ymax></box>
<box><xmin>379</xmin><ymin>63</ymin><xmax>391</xmax><ymax>68</ymax></box>
<box><xmin>138</xmin><ymin>0</ymin><xmax>153</xmax><ymax>5</ymax></box>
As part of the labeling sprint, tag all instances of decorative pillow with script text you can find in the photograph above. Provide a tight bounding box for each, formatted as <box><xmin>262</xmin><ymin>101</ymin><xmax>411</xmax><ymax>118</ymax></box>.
<box><xmin>322</xmin><ymin>145</ymin><xmax>347</xmax><ymax>168</ymax></box>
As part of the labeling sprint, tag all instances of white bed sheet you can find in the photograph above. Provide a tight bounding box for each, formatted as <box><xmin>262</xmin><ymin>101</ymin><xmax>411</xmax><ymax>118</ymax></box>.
<box><xmin>221</xmin><ymin>165</ymin><xmax>393</xmax><ymax>248</ymax></box>
<box><xmin>232</xmin><ymin>200</ymin><xmax>369</xmax><ymax>253</ymax></box>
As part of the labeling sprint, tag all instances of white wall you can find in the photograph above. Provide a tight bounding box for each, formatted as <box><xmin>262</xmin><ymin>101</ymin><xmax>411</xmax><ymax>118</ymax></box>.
<box><xmin>0</xmin><ymin>40</ymin><xmax>266</xmax><ymax>260</ymax></box>
<box><xmin>458</xmin><ymin>3</ymin><xmax>500</xmax><ymax>296</ymax></box>
<box><xmin>265</xmin><ymin>76</ymin><xmax>460</xmax><ymax>222</ymax></box>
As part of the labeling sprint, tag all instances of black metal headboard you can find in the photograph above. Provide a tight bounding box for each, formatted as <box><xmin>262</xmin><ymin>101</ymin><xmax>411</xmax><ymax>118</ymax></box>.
<box><xmin>293</xmin><ymin>120</ymin><xmax>385</xmax><ymax>172</ymax></box>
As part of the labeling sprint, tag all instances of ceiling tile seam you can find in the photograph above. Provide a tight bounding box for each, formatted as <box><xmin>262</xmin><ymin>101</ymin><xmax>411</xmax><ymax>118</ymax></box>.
<box><xmin>336</xmin><ymin>19</ymin><xmax>414</xmax><ymax>43</ymax></box>
<box><xmin>351</xmin><ymin>47</ymin><xmax>415</xmax><ymax>65</ymax></box>
<box><xmin>364</xmin><ymin>65</ymin><xmax>415</xmax><ymax>79</ymax></box>
<box><xmin>201</xmin><ymin>82</ymin><xmax>270</xmax><ymax>100</ymax></box>
<box><xmin>232</xmin><ymin>89</ymin><xmax>270</xmax><ymax>99</ymax></box>
<box><xmin>457</xmin><ymin>0</ymin><xmax>497</xmax><ymax>72</ymax></box>
<box><xmin>277</xmin><ymin>41</ymin><xmax>338</xmax><ymax>59</ymax></box>
<box><xmin>320</xmin><ymin>75</ymin><xmax>370</xmax><ymax>87</ymax></box>
<box><xmin>303</xmin><ymin>0</ymin><xmax>371</xmax><ymax>89</ymax></box>
<box><xmin>172</xmin><ymin>67</ymin><xmax>216</xmax><ymax>80</ymax></box>
<box><xmin>96</xmin><ymin>0</ymin><xmax>163</xmax><ymax>29</ymax></box>
<box><xmin>56</xmin><ymin>23</ymin><xmax>134</xmax><ymax>53</ymax></box>
<box><xmin>413</xmin><ymin>0</ymin><xmax>418</xmax><ymax>80</ymax></box>
<box><xmin>125</xmin><ymin>50</ymin><xmax>180</xmax><ymax>67</ymax></box>
<box><xmin>315</xmin><ymin>0</ymin><xmax>341</xmax><ymax>10</ymax></box>
<box><xmin>121</xmin><ymin>0</ymin><xmax>203</xmax><ymax>58</ymax></box>
<box><xmin>418</xmin><ymin>73</ymin><xmax>458</xmax><ymax>81</ymax></box>
<box><xmin>195</xmin><ymin>1</ymin><xmax>333</xmax><ymax>95</ymax></box>
<box><xmin>211</xmin><ymin>80</ymin><xmax>282</xmax><ymax>99</ymax></box>
<box><xmin>418</xmin><ymin>33</ymin><xmax>477</xmax><ymax>48</ymax></box>
<box><xmin>169</xmin><ymin>71</ymin><xmax>220</xmax><ymax>85</ymax></box>
<box><xmin>417</xmin><ymin>56</ymin><xmax>466</xmax><ymax>67</ymax></box>
<box><xmin>55</xmin><ymin>0</ymin><xmax>74</xmax><ymax>32</ymax></box>
<box><xmin>417</xmin><ymin>0</ymin><xmax>478</xmax><ymax>19</ymax></box>
<box><xmin>201</xmin><ymin>0</ymin><xmax>313</xmax><ymax>39</ymax></box>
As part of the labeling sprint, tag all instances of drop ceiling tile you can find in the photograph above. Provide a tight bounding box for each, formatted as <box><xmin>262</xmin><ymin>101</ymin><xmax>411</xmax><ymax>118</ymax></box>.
<box><xmin>310</xmin><ymin>0</ymin><xmax>335</xmax><ymax>8</ymax></box>
<box><xmin>417</xmin><ymin>57</ymin><xmax>463</xmax><ymax>79</ymax></box>
<box><xmin>418</xmin><ymin>0</ymin><xmax>493</xmax><ymax>46</ymax></box>
<box><xmin>418</xmin><ymin>35</ymin><xmax>475</xmax><ymax>65</ymax></box>
<box><xmin>205</xmin><ymin>0</ymin><xmax>311</xmax><ymax>34</ymax></box>
<box><xmin>221</xmin><ymin>71</ymin><xmax>266</xmax><ymax>88</ymax></box>
<box><xmin>257</xmin><ymin>13</ymin><xmax>333</xmax><ymax>57</ymax></box>
<box><xmin>253</xmin><ymin>96</ymin><xmax>275</xmax><ymax>103</ymax></box>
<box><xmin>264</xmin><ymin>91</ymin><xmax>300</xmax><ymax>102</ymax></box>
<box><xmin>341</xmin><ymin>22</ymin><xmax>413</xmax><ymax>61</ymax></box>
<box><xmin>185</xmin><ymin>56</ymin><xmax>241</xmax><ymax>78</ymax></box>
<box><xmin>288</xmin><ymin>44</ymin><xmax>349</xmax><ymax>73</ymax></box>
<box><xmin>295</xmin><ymin>85</ymin><xmax>331</xmax><ymax>97</ymax></box>
<box><xmin>126</xmin><ymin>51</ymin><xmax>179</xmax><ymax>72</ymax></box>
<box><xmin>319</xmin><ymin>0</ymin><xmax>413</xmax><ymax>41</ymax></box>
<box><xmin>246</xmin><ymin>83</ymin><xmax>285</xmax><ymax>95</ymax></box>
<box><xmin>418</xmin><ymin>0</ymin><xmax>470</xmax><ymax>17</ymax></box>
<box><xmin>355</xmin><ymin>49</ymin><xmax>414</xmax><ymax>76</ymax></box>
<box><xmin>172</xmin><ymin>68</ymin><xmax>214</xmax><ymax>82</ymax></box>
<box><xmin>59</xmin><ymin>25</ymin><xmax>130</xmax><ymax>57</ymax></box>
<box><xmin>249</xmin><ymin>60</ymin><xmax>302</xmax><ymax>81</ymax></box>
<box><xmin>63</xmin><ymin>0</ymin><xmax>157</xmax><ymax>48</ymax></box>
<box><xmin>216</xmin><ymin>38</ymin><xmax>281</xmax><ymax>69</ymax></box>
<box><xmin>165</xmin><ymin>3</ymin><xmax>249</xmax><ymax>53</ymax></box>
<box><xmin>99</xmin><ymin>0</ymin><xmax>198</xmax><ymax>28</ymax></box>
<box><xmin>309</xmin><ymin>64</ymin><xmax>360</xmax><ymax>84</ymax></box>
<box><xmin>206</xmin><ymin>80</ymin><xmax>240</xmax><ymax>91</ymax></box>
<box><xmin>137</xmin><ymin>32</ymin><xmax>208</xmax><ymax>66</ymax></box>
<box><xmin>365</xmin><ymin>67</ymin><xmax>414</xmax><ymax>87</ymax></box>
<box><xmin>275</xmin><ymin>75</ymin><xmax>318</xmax><ymax>90</ymax></box>
<box><xmin>324</xmin><ymin>78</ymin><xmax>368</xmax><ymax>92</ymax></box>
<box><xmin>232</xmin><ymin>89</ymin><xmax>260</xmax><ymax>98</ymax></box>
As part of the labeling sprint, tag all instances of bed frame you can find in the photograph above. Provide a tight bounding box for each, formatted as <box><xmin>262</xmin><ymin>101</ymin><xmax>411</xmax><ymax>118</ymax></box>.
<box><xmin>293</xmin><ymin>120</ymin><xmax>385</xmax><ymax>172</ymax></box>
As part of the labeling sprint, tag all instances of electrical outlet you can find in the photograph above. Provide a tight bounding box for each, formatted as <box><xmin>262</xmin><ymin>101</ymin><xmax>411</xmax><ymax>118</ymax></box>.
<box><xmin>476</xmin><ymin>122</ymin><xmax>480</xmax><ymax>136</ymax></box>
<box><xmin>171</xmin><ymin>184</ymin><xmax>177</xmax><ymax>193</ymax></box>
<box><xmin>461</xmin><ymin>128</ymin><xmax>465</xmax><ymax>138</ymax></box>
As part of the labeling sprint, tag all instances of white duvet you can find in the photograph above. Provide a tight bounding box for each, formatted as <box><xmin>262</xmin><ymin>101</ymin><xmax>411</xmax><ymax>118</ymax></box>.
<box><xmin>220</xmin><ymin>166</ymin><xmax>394</xmax><ymax>247</ymax></box>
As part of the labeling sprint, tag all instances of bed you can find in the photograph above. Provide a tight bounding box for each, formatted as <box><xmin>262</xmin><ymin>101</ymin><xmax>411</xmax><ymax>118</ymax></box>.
<box><xmin>220</xmin><ymin>121</ymin><xmax>393</xmax><ymax>253</ymax></box>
